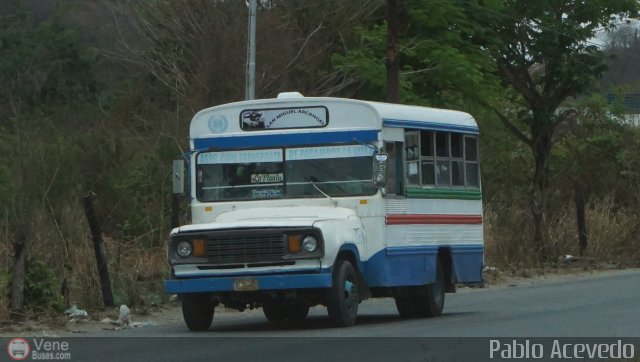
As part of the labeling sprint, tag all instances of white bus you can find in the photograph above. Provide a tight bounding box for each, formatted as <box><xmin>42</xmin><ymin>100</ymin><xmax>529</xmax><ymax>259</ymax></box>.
<box><xmin>165</xmin><ymin>92</ymin><xmax>483</xmax><ymax>330</ymax></box>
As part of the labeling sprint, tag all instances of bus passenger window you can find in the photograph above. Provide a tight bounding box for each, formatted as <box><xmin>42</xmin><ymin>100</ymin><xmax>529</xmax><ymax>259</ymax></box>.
<box><xmin>452</xmin><ymin>160</ymin><xmax>464</xmax><ymax>186</ymax></box>
<box><xmin>436</xmin><ymin>160</ymin><xmax>450</xmax><ymax>186</ymax></box>
<box><xmin>421</xmin><ymin>160</ymin><xmax>435</xmax><ymax>185</ymax></box>
<box><xmin>465</xmin><ymin>137</ymin><xmax>478</xmax><ymax>161</ymax></box>
<box><xmin>451</xmin><ymin>133</ymin><xmax>463</xmax><ymax>158</ymax></box>
<box><xmin>464</xmin><ymin>136</ymin><xmax>479</xmax><ymax>187</ymax></box>
<box><xmin>436</xmin><ymin>132</ymin><xmax>449</xmax><ymax>157</ymax></box>
<box><xmin>451</xmin><ymin>133</ymin><xmax>464</xmax><ymax>186</ymax></box>
<box><xmin>420</xmin><ymin>131</ymin><xmax>434</xmax><ymax>156</ymax></box>
<box><xmin>466</xmin><ymin>163</ymin><xmax>479</xmax><ymax>187</ymax></box>
<box><xmin>405</xmin><ymin>132</ymin><xmax>420</xmax><ymax>185</ymax></box>
<box><xmin>403</xmin><ymin>130</ymin><xmax>480</xmax><ymax>191</ymax></box>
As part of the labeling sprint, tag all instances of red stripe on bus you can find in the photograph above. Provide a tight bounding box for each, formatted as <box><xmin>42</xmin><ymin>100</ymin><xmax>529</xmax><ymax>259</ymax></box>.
<box><xmin>385</xmin><ymin>214</ymin><xmax>483</xmax><ymax>225</ymax></box>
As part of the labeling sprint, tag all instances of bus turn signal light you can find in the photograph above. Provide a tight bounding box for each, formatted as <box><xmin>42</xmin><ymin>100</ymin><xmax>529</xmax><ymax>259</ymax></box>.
<box><xmin>192</xmin><ymin>239</ymin><xmax>206</xmax><ymax>257</ymax></box>
<box><xmin>287</xmin><ymin>235</ymin><xmax>301</xmax><ymax>253</ymax></box>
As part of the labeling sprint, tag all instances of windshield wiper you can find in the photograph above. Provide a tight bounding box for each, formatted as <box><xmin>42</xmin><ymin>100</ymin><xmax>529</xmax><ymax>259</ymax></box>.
<box><xmin>309</xmin><ymin>177</ymin><xmax>334</xmax><ymax>201</ymax></box>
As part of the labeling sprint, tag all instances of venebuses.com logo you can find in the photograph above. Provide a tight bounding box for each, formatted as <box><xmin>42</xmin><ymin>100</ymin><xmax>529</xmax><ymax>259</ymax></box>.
<box><xmin>6</xmin><ymin>337</ymin><xmax>72</xmax><ymax>361</ymax></box>
<box><xmin>7</xmin><ymin>338</ymin><xmax>30</xmax><ymax>360</ymax></box>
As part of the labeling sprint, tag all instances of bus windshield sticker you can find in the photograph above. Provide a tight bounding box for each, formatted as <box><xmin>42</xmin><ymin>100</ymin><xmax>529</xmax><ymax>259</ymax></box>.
<box><xmin>251</xmin><ymin>188</ymin><xmax>283</xmax><ymax>199</ymax></box>
<box><xmin>408</xmin><ymin>162</ymin><xmax>419</xmax><ymax>175</ymax></box>
<box><xmin>251</xmin><ymin>173</ymin><xmax>284</xmax><ymax>184</ymax></box>
<box><xmin>240</xmin><ymin>106</ymin><xmax>328</xmax><ymax>130</ymax></box>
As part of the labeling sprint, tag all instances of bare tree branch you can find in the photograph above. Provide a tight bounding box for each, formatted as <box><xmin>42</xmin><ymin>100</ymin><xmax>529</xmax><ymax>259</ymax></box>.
<box><xmin>492</xmin><ymin>107</ymin><xmax>533</xmax><ymax>147</ymax></box>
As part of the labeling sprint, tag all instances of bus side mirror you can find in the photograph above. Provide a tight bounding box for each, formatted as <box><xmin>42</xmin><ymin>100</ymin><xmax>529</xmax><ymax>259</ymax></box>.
<box><xmin>173</xmin><ymin>160</ymin><xmax>185</xmax><ymax>195</ymax></box>
<box><xmin>372</xmin><ymin>152</ymin><xmax>388</xmax><ymax>188</ymax></box>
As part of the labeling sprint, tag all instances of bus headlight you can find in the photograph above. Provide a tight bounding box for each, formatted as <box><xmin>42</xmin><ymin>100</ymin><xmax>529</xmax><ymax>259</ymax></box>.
<box><xmin>176</xmin><ymin>241</ymin><xmax>192</xmax><ymax>258</ymax></box>
<box><xmin>301</xmin><ymin>236</ymin><xmax>318</xmax><ymax>252</ymax></box>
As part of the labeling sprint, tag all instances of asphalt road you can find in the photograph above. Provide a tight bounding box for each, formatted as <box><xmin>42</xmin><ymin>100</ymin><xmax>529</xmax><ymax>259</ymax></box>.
<box><xmin>85</xmin><ymin>269</ymin><xmax>640</xmax><ymax>338</ymax></box>
<box><xmin>6</xmin><ymin>270</ymin><xmax>640</xmax><ymax>361</ymax></box>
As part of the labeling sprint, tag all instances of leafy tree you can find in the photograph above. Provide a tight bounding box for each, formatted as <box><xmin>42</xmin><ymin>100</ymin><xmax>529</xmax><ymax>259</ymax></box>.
<box><xmin>0</xmin><ymin>4</ymin><xmax>97</xmax><ymax>120</ymax></box>
<box><xmin>333</xmin><ymin>0</ymin><xmax>498</xmax><ymax>107</ymax></box>
<box><xmin>552</xmin><ymin>95</ymin><xmax>637</xmax><ymax>253</ymax></box>
<box><xmin>464</xmin><ymin>0</ymin><xmax>639</xmax><ymax>259</ymax></box>
<box><xmin>0</xmin><ymin>2</ymin><xmax>99</xmax><ymax>318</ymax></box>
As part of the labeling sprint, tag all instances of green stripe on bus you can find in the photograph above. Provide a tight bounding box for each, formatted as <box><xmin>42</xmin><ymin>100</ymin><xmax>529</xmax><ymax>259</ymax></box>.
<box><xmin>405</xmin><ymin>188</ymin><xmax>482</xmax><ymax>200</ymax></box>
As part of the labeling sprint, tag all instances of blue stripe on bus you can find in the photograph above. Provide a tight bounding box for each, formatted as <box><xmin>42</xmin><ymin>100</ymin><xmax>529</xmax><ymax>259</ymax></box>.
<box><xmin>193</xmin><ymin>129</ymin><xmax>379</xmax><ymax>150</ymax></box>
<box><xmin>362</xmin><ymin>244</ymin><xmax>483</xmax><ymax>287</ymax></box>
<box><xmin>383</xmin><ymin>118</ymin><xmax>479</xmax><ymax>134</ymax></box>
<box><xmin>164</xmin><ymin>271</ymin><xmax>333</xmax><ymax>294</ymax></box>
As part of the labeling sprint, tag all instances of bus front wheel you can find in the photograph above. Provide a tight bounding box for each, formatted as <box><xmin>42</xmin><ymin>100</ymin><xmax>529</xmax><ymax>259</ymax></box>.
<box><xmin>181</xmin><ymin>293</ymin><xmax>214</xmax><ymax>331</ymax></box>
<box><xmin>326</xmin><ymin>259</ymin><xmax>359</xmax><ymax>327</ymax></box>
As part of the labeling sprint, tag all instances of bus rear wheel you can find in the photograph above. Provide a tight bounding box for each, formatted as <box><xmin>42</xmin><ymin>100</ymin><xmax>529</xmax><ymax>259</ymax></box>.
<box><xmin>394</xmin><ymin>260</ymin><xmax>446</xmax><ymax>318</ymax></box>
<box><xmin>395</xmin><ymin>296</ymin><xmax>418</xmax><ymax>318</ymax></box>
<box><xmin>181</xmin><ymin>293</ymin><xmax>214</xmax><ymax>331</ymax></box>
<box><xmin>423</xmin><ymin>259</ymin><xmax>446</xmax><ymax>317</ymax></box>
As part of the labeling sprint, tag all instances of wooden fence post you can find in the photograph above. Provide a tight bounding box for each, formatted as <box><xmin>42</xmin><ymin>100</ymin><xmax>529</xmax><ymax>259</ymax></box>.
<box><xmin>82</xmin><ymin>193</ymin><xmax>114</xmax><ymax>307</ymax></box>
<box><xmin>9</xmin><ymin>236</ymin><xmax>26</xmax><ymax>320</ymax></box>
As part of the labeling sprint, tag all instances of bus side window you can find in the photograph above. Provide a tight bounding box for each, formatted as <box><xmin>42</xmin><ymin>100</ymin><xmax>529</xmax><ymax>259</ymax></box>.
<box><xmin>404</xmin><ymin>132</ymin><xmax>419</xmax><ymax>186</ymax></box>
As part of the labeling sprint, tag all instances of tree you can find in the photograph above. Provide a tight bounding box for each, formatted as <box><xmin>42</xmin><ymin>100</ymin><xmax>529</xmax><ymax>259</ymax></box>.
<box><xmin>0</xmin><ymin>3</ymin><xmax>98</xmax><ymax>318</ymax></box>
<box><xmin>106</xmin><ymin>0</ymin><xmax>382</xmax><ymax>115</ymax></box>
<box><xmin>386</xmin><ymin>0</ymin><xmax>401</xmax><ymax>102</ymax></box>
<box><xmin>465</xmin><ymin>0</ymin><xmax>639</xmax><ymax>259</ymax></box>
<box><xmin>333</xmin><ymin>0</ymin><xmax>496</xmax><ymax>107</ymax></box>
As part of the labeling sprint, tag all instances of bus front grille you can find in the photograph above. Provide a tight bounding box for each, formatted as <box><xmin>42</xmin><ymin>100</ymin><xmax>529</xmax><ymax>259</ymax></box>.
<box><xmin>205</xmin><ymin>233</ymin><xmax>287</xmax><ymax>264</ymax></box>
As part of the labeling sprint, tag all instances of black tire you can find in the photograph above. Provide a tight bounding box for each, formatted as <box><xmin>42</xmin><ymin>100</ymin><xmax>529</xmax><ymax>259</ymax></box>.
<box><xmin>263</xmin><ymin>303</ymin><xmax>310</xmax><ymax>322</ymax></box>
<box><xmin>285</xmin><ymin>303</ymin><xmax>310</xmax><ymax>321</ymax></box>
<box><xmin>181</xmin><ymin>293</ymin><xmax>214</xmax><ymax>331</ymax></box>
<box><xmin>422</xmin><ymin>259</ymin><xmax>446</xmax><ymax>317</ymax></box>
<box><xmin>326</xmin><ymin>259</ymin><xmax>359</xmax><ymax>327</ymax></box>
<box><xmin>393</xmin><ymin>260</ymin><xmax>446</xmax><ymax>318</ymax></box>
<box><xmin>394</xmin><ymin>296</ymin><xmax>417</xmax><ymax>318</ymax></box>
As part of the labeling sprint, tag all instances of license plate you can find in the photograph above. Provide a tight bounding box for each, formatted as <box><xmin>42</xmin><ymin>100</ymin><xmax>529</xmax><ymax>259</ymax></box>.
<box><xmin>233</xmin><ymin>277</ymin><xmax>259</xmax><ymax>291</ymax></box>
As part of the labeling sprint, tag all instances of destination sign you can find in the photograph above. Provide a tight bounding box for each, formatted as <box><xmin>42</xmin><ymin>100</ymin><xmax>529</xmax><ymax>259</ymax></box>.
<box><xmin>286</xmin><ymin>145</ymin><xmax>374</xmax><ymax>160</ymax></box>
<box><xmin>240</xmin><ymin>106</ymin><xmax>328</xmax><ymax>131</ymax></box>
<box><xmin>197</xmin><ymin>149</ymin><xmax>283</xmax><ymax>164</ymax></box>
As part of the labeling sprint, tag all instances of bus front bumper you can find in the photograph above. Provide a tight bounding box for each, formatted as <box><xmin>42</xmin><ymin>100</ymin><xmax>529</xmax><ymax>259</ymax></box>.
<box><xmin>164</xmin><ymin>271</ymin><xmax>333</xmax><ymax>294</ymax></box>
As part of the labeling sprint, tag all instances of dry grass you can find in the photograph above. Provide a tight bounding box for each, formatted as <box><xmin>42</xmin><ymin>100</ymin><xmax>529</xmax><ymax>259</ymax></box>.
<box><xmin>0</xmin><ymin>273</ymin><xmax>8</xmax><ymax>321</ymax></box>
<box><xmin>0</xmin><ymin>217</ymin><xmax>9</xmax><ymax>320</ymax></box>
<box><xmin>484</xmin><ymin>197</ymin><xmax>640</xmax><ymax>269</ymax></box>
<box><xmin>0</xmin><ymin>202</ymin><xmax>168</xmax><ymax>321</ymax></box>
<box><xmin>582</xmin><ymin>198</ymin><xmax>640</xmax><ymax>265</ymax></box>
<box><xmin>484</xmin><ymin>204</ymin><xmax>540</xmax><ymax>267</ymax></box>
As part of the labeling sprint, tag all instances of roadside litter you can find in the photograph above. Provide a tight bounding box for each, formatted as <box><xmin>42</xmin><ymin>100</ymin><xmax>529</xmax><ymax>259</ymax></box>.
<box><xmin>99</xmin><ymin>304</ymin><xmax>153</xmax><ymax>330</ymax></box>
<box><xmin>64</xmin><ymin>304</ymin><xmax>89</xmax><ymax>319</ymax></box>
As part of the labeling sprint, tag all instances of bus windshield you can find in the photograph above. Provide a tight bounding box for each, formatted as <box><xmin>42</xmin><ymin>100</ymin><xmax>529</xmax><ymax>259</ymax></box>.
<box><xmin>196</xmin><ymin>145</ymin><xmax>376</xmax><ymax>201</ymax></box>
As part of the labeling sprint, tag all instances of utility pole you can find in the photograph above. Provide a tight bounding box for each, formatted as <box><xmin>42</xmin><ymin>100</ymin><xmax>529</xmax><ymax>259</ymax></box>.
<box><xmin>245</xmin><ymin>0</ymin><xmax>257</xmax><ymax>100</ymax></box>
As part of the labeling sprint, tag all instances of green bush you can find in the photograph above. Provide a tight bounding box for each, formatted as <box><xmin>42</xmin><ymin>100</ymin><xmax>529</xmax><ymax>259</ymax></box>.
<box><xmin>23</xmin><ymin>258</ymin><xmax>65</xmax><ymax>314</ymax></box>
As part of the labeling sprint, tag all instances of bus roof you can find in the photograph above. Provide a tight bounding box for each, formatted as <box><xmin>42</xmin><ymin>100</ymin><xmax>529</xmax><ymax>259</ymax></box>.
<box><xmin>362</xmin><ymin>100</ymin><xmax>477</xmax><ymax>134</ymax></box>
<box><xmin>189</xmin><ymin>94</ymin><xmax>478</xmax><ymax>149</ymax></box>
